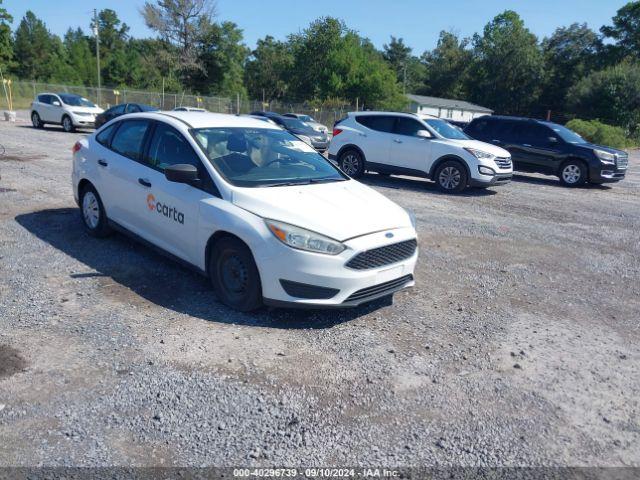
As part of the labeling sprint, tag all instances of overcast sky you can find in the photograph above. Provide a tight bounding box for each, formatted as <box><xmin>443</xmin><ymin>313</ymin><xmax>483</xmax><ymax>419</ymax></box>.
<box><xmin>5</xmin><ymin>0</ymin><xmax>628</xmax><ymax>53</ymax></box>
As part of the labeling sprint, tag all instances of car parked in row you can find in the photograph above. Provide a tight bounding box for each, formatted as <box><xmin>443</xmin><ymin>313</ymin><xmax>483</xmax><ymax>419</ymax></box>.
<box><xmin>173</xmin><ymin>106</ymin><xmax>207</xmax><ymax>112</ymax></box>
<box><xmin>329</xmin><ymin>112</ymin><xmax>513</xmax><ymax>193</ymax></box>
<box><xmin>72</xmin><ymin>111</ymin><xmax>418</xmax><ymax>311</ymax></box>
<box><xmin>464</xmin><ymin>116</ymin><xmax>628</xmax><ymax>186</ymax></box>
<box><xmin>283</xmin><ymin>113</ymin><xmax>329</xmax><ymax>135</ymax></box>
<box><xmin>31</xmin><ymin>93</ymin><xmax>104</xmax><ymax>132</ymax></box>
<box><xmin>250</xmin><ymin>111</ymin><xmax>330</xmax><ymax>153</ymax></box>
<box><xmin>95</xmin><ymin>103</ymin><xmax>158</xmax><ymax>129</ymax></box>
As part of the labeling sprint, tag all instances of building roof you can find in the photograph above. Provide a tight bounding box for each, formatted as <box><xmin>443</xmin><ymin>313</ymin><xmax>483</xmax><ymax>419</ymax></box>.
<box><xmin>407</xmin><ymin>94</ymin><xmax>493</xmax><ymax>113</ymax></box>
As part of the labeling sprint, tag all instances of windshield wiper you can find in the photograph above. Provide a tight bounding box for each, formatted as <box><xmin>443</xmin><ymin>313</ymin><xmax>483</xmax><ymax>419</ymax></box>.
<box><xmin>264</xmin><ymin>180</ymin><xmax>312</xmax><ymax>187</ymax></box>
<box><xmin>309</xmin><ymin>177</ymin><xmax>345</xmax><ymax>184</ymax></box>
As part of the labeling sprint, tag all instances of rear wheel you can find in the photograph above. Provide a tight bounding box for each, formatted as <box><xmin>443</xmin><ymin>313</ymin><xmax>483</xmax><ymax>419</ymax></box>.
<box><xmin>559</xmin><ymin>160</ymin><xmax>587</xmax><ymax>187</ymax></box>
<box><xmin>339</xmin><ymin>149</ymin><xmax>365</xmax><ymax>178</ymax></box>
<box><xmin>62</xmin><ymin>115</ymin><xmax>75</xmax><ymax>133</ymax></box>
<box><xmin>31</xmin><ymin>112</ymin><xmax>43</xmax><ymax>129</ymax></box>
<box><xmin>434</xmin><ymin>160</ymin><xmax>468</xmax><ymax>193</ymax></box>
<box><xmin>210</xmin><ymin>237</ymin><xmax>262</xmax><ymax>312</ymax></box>
<box><xmin>80</xmin><ymin>184</ymin><xmax>112</xmax><ymax>237</ymax></box>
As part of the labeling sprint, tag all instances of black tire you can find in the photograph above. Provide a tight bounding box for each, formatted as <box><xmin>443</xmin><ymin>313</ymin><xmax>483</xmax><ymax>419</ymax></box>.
<box><xmin>210</xmin><ymin>237</ymin><xmax>262</xmax><ymax>312</ymax></box>
<box><xmin>338</xmin><ymin>149</ymin><xmax>365</xmax><ymax>178</ymax></box>
<box><xmin>79</xmin><ymin>184</ymin><xmax>112</xmax><ymax>238</ymax></box>
<box><xmin>31</xmin><ymin>111</ymin><xmax>43</xmax><ymax>129</ymax></box>
<box><xmin>559</xmin><ymin>160</ymin><xmax>587</xmax><ymax>187</ymax></box>
<box><xmin>62</xmin><ymin>115</ymin><xmax>75</xmax><ymax>133</ymax></box>
<box><xmin>434</xmin><ymin>160</ymin><xmax>468</xmax><ymax>193</ymax></box>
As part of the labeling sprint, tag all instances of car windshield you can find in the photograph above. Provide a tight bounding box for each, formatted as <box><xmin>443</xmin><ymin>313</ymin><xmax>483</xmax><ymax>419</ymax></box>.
<box><xmin>298</xmin><ymin>115</ymin><xmax>313</xmax><ymax>122</ymax></box>
<box><xmin>543</xmin><ymin>123</ymin><xmax>588</xmax><ymax>144</ymax></box>
<box><xmin>59</xmin><ymin>94</ymin><xmax>96</xmax><ymax>108</ymax></box>
<box><xmin>280</xmin><ymin>117</ymin><xmax>308</xmax><ymax>130</ymax></box>
<box><xmin>192</xmin><ymin>127</ymin><xmax>346</xmax><ymax>187</ymax></box>
<box><xmin>424</xmin><ymin>119</ymin><xmax>470</xmax><ymax>140</ymax></box>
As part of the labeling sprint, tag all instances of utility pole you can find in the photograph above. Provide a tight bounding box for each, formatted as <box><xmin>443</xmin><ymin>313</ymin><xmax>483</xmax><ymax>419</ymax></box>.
<box><xmin>93</xmin><ymin>9</ymin><xmax>102</xmax><ymax>106</ymax></box>
<box><xmin>403</xmin><ymin>63</ymin><xmax>407</xmax><ymax>95</ymax></box>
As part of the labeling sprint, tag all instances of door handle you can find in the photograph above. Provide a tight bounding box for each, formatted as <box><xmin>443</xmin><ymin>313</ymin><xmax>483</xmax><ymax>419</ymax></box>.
<box><xmin>523</xmin><ymin>144</ymin><xmax>532</xmax><ymax>147</ymax></box>
<box><xmin>138</xmin><ymin>178</ymin><xmax>152</xmax><ymax>187</ymax></box>
<box><xmin>393</xmin><ymin>139</ymin><xmax>403</xmax><ymax>143</ymax></box>
<box><xmin>492</xmin><ymin>139</ymin><xmax>501</xmax><ymax>143</ymax></box>
<box><xmin>358</xmin><ymin>133</ymin><xmax>367</xmax><ymax>137</ymax></box>
<box><xmin>98</xmin><ymin>159</ymin><xmax>108</xmax><ymax>167</ymax></box>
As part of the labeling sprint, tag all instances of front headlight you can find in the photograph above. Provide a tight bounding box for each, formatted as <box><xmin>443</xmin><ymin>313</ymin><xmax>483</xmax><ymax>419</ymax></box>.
<box><xmin>594</xmin><ymin>149</ymin><xmax>616</xmax><ymax>164</ymax></box>
<box><xmin>265</xmin><ymin>219</ymin><xmax>346</xmax><ymax>255</ymax></box>
<box><xmin>464</xmin><ymin>148</ymin><xmax>496</xmax><ymax>161</ymax></box>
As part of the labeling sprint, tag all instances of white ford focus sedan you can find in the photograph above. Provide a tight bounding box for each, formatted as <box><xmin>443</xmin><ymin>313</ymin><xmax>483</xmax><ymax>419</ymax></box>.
<box><xmin>72</xmin><ymin>112</ymin><xmax>418</xmax><ymax>311</ymax></box>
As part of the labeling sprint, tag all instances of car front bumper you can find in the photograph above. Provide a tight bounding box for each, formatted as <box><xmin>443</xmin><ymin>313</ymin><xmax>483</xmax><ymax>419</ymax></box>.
<box><xmin>590</xmin><ymin>166</ymin><xmax>626</xmax><ymax>183</ymax></box>
<box><xmin>258</xmin><ymin>227</ymin><xmax>418</xmax><ymax>308</ymax></box>
<box><xmin>469</xmin><ymin>172</ymin><xmax>513</xmax><ymax>187</ymax></box>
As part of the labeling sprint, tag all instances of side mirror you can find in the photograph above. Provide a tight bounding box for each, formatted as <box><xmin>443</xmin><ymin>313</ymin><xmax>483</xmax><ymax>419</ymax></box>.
<box><xmin>165</xmin><ymin>164</ymin><xmax>199</xmax><ymax>184</ymax></box>
<box><xmin>548</xmin><ymin>136</ymin><xmax>559</xmax><ymax>143</ymax></box>
<box><xmin>52</xmin><ymin>101</ymin><xmax>61</xmax><ymax>106</ymax></box>
<box><xmin>416</xmin><ymin>129</ymin><xmax>432</xmax><ymax>139</ymax></box>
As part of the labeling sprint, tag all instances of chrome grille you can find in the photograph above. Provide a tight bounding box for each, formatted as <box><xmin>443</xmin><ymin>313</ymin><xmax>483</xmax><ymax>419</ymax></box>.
<box><xmin>346</xmin><ymin>239</ymin><xmax>417</xmax><ymax>270</ymax></box>
<box><xmin>495</xmin><ymin>157</ymin><xmax>512</xmax><ymax>169</ymax></box>
<box><xmin>616</xmin><ymin>153</ymin><xmax>629</xmax><ymax>170</ymax></box>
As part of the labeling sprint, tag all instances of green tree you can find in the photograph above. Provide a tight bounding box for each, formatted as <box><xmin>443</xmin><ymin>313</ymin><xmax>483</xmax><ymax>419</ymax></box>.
<box><xmin>0</xmin><ymin>0</ymin><xmax>13</xmax><ymax>72</ymax></box>
<box><xmin>141</xmin><ymin>0</ymin><xmax>217</xmax><ymax>76</ymax></box>
<box><xmin>288</xmin><ymin>17</ymin><xmax>405</xmax><ymax>108</ymax></box>
<box><xmin>64</xmin><ymin>28</ymin><xmax>96</xmax><ymax>85</ymax></box>
<box><xmin>469</xmin><ymin>10</ymin><xmax>543</xmax><ymax>115</ymax></box>
<box><xmin>540</xmin><ymin>23</ymin><xmax>600</xmax><ymax>113</ymax></box>
<box><xmin>245</xmin><ymin>36</ymin><xmax>294</xmax><ymax>101</ymax></box>
<box><xmin>601</xmin><ymin>1</ymin><xmax>640</xmax><ymax>59</ymax></box>
<box><xmin>568</xmin><ymin>61</ymin><xmax>640</xmax><ymax>131</ymax></box>
<box><xmin>91</xmin><ymin>9</ymin><xmax>131</xmax><ymax>85</ymax></box>
<box><xmin>383</xmin><ymin>36</ymin><xmax>425</xmax><ymax>94</ymax></box>
<box><xmin>419</xmin><ymin>31</ymin><xmax>472</xmax><ymax>99</ymax></box>
<box><xmin>192</xmin><ymin>20</ymin><xmax>248</xmax><ymax>96</ymax></box>
<box><xmin>13</xmin><ymin>11</ymin><xmax>54</xmax><ymax>80</ymax></box>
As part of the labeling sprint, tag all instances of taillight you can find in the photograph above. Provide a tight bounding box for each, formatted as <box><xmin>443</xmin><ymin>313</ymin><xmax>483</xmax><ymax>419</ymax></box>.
<box><xmin>72</xmin><ymin>142</ymin><xmax>81</xmax><ymax>154</ymax></box>
<box><xmin>332</xmin><ymin>128</ymin><xmax>343</xmax><ymax>137</ymax></box>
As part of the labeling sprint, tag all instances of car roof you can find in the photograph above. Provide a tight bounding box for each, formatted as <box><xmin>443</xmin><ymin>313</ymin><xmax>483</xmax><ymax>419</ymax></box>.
<box><xmin>348</xmin><ymin>111</ymin><xmax>419</xmax><ymax>119</ymax></box>
<box><xmin>477</xmin><ymin>115</ymin><xmax>544</xmax><ymax>123</ymax></box>
<box><xmin>114</xmin><ymin>111</ymin><xmax>282</xmax><ymax>130</ymax></box>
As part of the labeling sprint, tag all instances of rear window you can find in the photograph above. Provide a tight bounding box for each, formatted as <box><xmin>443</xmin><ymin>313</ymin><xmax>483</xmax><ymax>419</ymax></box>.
<box><xmin>355</xmin><ymin>115</ymin><xmax>395</xmax><ymax>133</ymax></box>
<box><xmin>96</xmin><ymin>124</ymin><xmax>116</xmax><ymax>147</ymax></box>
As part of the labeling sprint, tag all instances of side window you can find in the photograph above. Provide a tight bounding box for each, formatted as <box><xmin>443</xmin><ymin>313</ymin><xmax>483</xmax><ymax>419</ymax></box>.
<box><xmin>51</xmin><ymin>95</ymin><xmax>61</xmax><ymax>106</ymax></box>
<box><xmin>125</xmin><ymin>104</ymin><xmax>140</xmax><ymax>113</ymax></box>
<box><xmin>37</xmin><ymin>94</ymin><xmax>49</xmax><ymax>104</ymax></box>
<box><xmin>96</xmin><ymin>123</ymin><xmax>117</xmax><ymax>147</ymax></box>
<box><xmin>110</xmin><ymin>120</ymin><xmax>150</xmax><ymax>161</ymax></box>
<box><xmin>466</xmin><ymin>119</ymin><xmax>487</xmax><ymax>136</ymax></box>
<box><xmin>356</xmin><ymin>115</ymin><xmax>395</xmax><ymax>133</ymax></box>
<box><xmin>527</xmin><ymin>125</ymin><xmax>553</xmax><ymax>145</ymax></box>
<box><xmin>394</xmin><ymin>117</ymin><xmax>425</xmax><ymax>137</ymax></box>
<box><xmin>146</xmin><ymin>123</ymin><xmax>202</xmax><ymax>173</ymax></box>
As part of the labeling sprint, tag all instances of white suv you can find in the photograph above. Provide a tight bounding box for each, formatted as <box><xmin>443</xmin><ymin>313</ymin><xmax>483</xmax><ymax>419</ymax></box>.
<box><xmin>72</xmin><ymin>111</ymin><xmax>418</xmax><ymax>311</ymax></box>
<box><xmin>31</xmin><ymin>93</ymin><xmax>103</xmax><ymax>132</ymax></box>
<box><xmin>329</xmin><ymin>112</ymin><xmax>513</xmax><ymax>192</ymax></box>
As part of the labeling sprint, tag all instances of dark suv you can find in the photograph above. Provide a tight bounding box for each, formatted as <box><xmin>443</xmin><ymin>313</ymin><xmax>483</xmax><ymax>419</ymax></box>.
<box><xmin>464</xmin><ymin>116</ymin><xmax>628</xmax><ymax>187</ymax></box>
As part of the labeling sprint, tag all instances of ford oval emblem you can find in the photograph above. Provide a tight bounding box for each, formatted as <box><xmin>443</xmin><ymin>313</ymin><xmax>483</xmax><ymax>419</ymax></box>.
<box><xmin>385</xmin><ymin>232</ymin><xmax>394</xmax><ymax>238</ymax></box>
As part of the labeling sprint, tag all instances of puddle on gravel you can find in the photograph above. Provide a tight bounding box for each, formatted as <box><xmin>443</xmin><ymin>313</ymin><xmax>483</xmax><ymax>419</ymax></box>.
<box><xmin>0</xmin><ymin>345</ymin><xmax>28</xmax><ymax>378</ymax></box>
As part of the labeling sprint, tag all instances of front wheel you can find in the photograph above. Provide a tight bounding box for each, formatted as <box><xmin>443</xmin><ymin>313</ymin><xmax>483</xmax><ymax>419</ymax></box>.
<box><xmin>559</xmin><ymin>160</ymin><xmax>587</xmax><ymax>187</ymax></box>
<box><xmin>62</xmin><ymin>115</ymin><xmax>75</xmax><ymax>133</ymax></box>
<box><xmin>434</xmin><ymin>160</ymin><xmax>468</xmax><ymax>193</ymax></box>
<box><xmin>338</xmin><ymin>149</ymin><xmax>365</xmax><ymax>178</ymax></box>
<box><xmin>210</xmin><ymin>237</ymin><xmax>263</xmax><ymax>312</ymax></box>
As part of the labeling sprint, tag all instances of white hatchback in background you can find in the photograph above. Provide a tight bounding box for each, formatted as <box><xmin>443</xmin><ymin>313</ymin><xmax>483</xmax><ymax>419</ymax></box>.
<box><xmin>31</xmin><ymin>93</ymin><xmax>103</xmax><ymax>132</ymax></box>
<box><xmin>329</xmin><ymin>112</ymin><xmax>513</xmax><ymax>193</ymax></box>
<box><xmin>72</xmin><ymin>112</ymin><xmax>418</xmax><ymax>311</ymax></box>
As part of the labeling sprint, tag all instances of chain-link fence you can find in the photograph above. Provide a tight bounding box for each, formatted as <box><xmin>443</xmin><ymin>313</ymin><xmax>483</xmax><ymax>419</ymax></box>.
<box><xmin>7</xmin><ymin>80</ymin><xmax>355</xmax><ymax>127</ymax></box>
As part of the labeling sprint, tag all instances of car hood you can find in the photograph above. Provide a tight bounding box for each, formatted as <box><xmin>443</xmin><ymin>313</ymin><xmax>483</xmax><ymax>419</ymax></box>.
<box><xmin>231</xmin><ymin>180</ymin><xmax>412</xmax><ymax>241</ymax></box>
<box><xmin>68</xmin><ymin>106</ymin><xmax>104</xmax><ymax>114</ymax></box>
<box><xmin>443</xmin><ymin>139</ymin><xmax>511</xmax><ymax>157</ymax></box>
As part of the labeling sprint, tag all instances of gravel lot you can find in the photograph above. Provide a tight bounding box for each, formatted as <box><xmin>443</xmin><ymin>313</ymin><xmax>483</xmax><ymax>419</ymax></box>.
<box><xmin>0</xmin><ymin>112</ymin><xmax>639</xmax><ymax>469</ymax></box>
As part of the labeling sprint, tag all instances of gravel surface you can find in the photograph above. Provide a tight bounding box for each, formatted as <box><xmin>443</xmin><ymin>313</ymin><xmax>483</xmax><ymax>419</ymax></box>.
<box><xmin>0</xmin><ymin>113</ymin><xmax>639</xmax><ymax>468</ymax></box>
